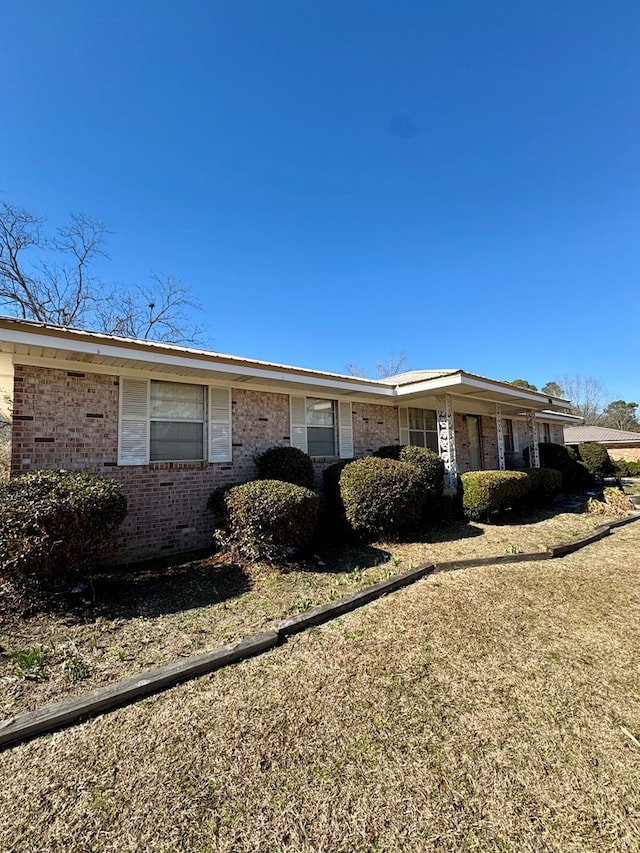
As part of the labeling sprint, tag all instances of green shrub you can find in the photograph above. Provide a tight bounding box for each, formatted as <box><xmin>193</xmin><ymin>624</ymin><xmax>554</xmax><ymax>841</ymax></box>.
<box><xmin>373</xmin><ymin>444</ymin><xmax>445</xmax><ymax>515</ymax></box>
<box><xmin>521</xmin><ymin>467</ymin><xmax>563</xmax><ymax>507</ymax></box>
<box><xmin>221</xmin><ymin>479</ymin><xmax>318</xmax><ymax>562</ymax></box>
<box><xmin>577</xmin><ymin>442</ymin><xmax>614</xmax><ymax>482</ymax></box>
<box><xmin>339</xmin><ymin>457</ymin><xmax>425</xmax><ymax>540</ymax></box>
<box><xmin>613</xmin><ymin>459</ymin><xmax>640</xmax><ymax>478</ymax></box>
<box><xmin>207</xmin><ymin>482</ymin><xmax>243</xmax><ymax>528</ymax></box>
<box><xmin>460</xmin><ymin>470</ymin><xmax>530</xmax><ymax>520</ymax></box>
<box><xmin>254</xmin><ymin>446</ymin><xmax>315</xmax><ymax>491</ymax></box>
<box><xmin>523</xmin><ymin>442</ymin><xmax>592</xmax><ymax>491</ymax></box>
<box><xmin>321</xmin><ymin>460</ymin><xmax>353</xmax><ymax>534</ymax></box>
<box><xmin>0</xmin><ymin>470</ymin><xmax>127</xmax><ymax>592</ymax></box>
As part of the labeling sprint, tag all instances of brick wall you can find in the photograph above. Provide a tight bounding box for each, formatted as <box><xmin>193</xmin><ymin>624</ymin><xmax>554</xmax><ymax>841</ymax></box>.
<box><xmin>608</xmin><ymin>446</ymin><xmax>640</xmax><ymax>462</ymax></box>
<box><xmin>10</xmin><ymin>365</ymin><xmax>399</xmax><ymax>562</ymax></box>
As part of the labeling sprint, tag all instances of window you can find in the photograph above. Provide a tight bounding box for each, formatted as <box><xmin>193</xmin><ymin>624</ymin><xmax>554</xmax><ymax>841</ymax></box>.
<box><xmin>400</xmin><ymin>408</ymin><xmax>439</xmax><ymax>452</ymax></box>
<box><xmin>150</xmin><ymin>381</ymin><xmax>205</xmax><ymax>461</ymax></box>
<box><xmin>539</xmin><ymin>422</ymin><xmax>551</xmax><ymax>443</ymax></box>
<box><xmin>118</xmin><ymin>378</ymin><xmax>231</xmax><ymax>465</ymax></box>
<box><xmin>504</xmin><ymin>418</ymin><xmax>515</xmax><ymax>453</ymax></box>
<box><xmin>306</xmin><ymin>398</ymin><xmax>336</xmax><ymax>457</ymax></box>
<box><xmin>290</xmin><ymin>396</ymin><xmax>354</xmax><ymax>458</ymax></box>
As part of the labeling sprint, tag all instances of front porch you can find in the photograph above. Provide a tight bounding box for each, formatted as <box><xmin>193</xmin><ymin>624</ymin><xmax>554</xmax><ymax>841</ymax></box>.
<box><xmin>388</xmin><ymin>371</ymin><xmax>572</xmax><ymax>495</ymax></box>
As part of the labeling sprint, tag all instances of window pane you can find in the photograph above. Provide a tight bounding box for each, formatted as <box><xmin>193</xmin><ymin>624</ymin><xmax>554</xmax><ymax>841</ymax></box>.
<box><xmin>150</xmin><ymin>421</ymin><xmax>204</xmax><ymax>461</ymax></box>
<box><xmin>425</xmin><ymin>433</ymin><xmax>439</xmax><ymax>453</ymax></box>
<box><xmin>504</xmin><ymin>419</ymin><xmax>514</xmax><ymax>452</ymax></box>
<box><xmin>150</xmin><ymin>381</ymin><xmax>204</xmax><ymax>420</ymax></box>
<box><xmin>409</xmin><ymin>430</ymin><xmax>425</xmax><ymax>448</ymax></box>
<box><xmin>424</xmin><ymin>410</ymin><xmax>437</xmax><ymax>431</ymax></box>
<box><xmin>408</xmin><ymin>408</ymin><xmax>424</xmax><ymax>431</ymax></box>
<box><xmin>306</xmin><ymin>399</ymin><xmax>335</xmax><ymax>427</ymax></box>
<box><xmin>307</xmin><ymin>426</ymin><xmax>335</xmax><ymax>456</ymax></box>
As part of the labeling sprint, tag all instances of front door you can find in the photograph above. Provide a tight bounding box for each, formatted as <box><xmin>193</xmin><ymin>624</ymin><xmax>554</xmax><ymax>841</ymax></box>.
<box><xmin>467</xmin><ymin>415</ymin><xmax>482</xmax><ymax>470</ymax></box>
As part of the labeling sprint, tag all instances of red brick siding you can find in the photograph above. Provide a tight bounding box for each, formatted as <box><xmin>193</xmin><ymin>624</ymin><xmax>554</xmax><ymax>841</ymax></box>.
<box><xmin>351</xmin><ymin>403</ymin><xmax>399</xmax><ymax>456</ymax></box>
<box><xmin>10</xmin><ymin>366</ymin><xmax>400</xmax><ymax>562</ymax></box>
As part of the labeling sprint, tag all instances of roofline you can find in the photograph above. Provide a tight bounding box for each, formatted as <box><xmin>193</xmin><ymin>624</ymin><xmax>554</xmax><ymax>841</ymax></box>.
<box><xmin>0</xmin><ymin>316</ymin><xmax>392</xmax><ymax>397</ymax></box>
<box><xmin>391</xmin><ymin>369</ymin><xmax>572</xmax><ymax>410</ymax></box>
<box><xmin>0</xmin><ymin>316</ymin><xmax>573</xmax><ymax>410</ymax></box>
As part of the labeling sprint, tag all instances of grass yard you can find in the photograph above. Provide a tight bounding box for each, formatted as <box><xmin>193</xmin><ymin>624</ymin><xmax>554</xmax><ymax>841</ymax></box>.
<box><xmin>0</xmin><ymin>508</ymin><xmax>610</xmax><ymax>718</ymax></box>
<box><xmin>0</xmin><ymin>514</ymin><xmax>639</xmax><ymax>851</ymax></box>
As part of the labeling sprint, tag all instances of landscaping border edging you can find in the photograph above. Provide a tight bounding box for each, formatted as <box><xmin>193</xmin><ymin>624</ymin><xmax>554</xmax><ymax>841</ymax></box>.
<box><xmin>0</xmin><ymin>562</ymin><xmax>436</xmax><ymax>749</ymax></box>
<box><xmin>0</xmin><ymin>632</ymin><xmax>278</xmax><ymax>749</ymax></box>
<box><xmin>2</xmin><ymin>511</ymin><xmax>639</xmax><ymax>750</ymax></box>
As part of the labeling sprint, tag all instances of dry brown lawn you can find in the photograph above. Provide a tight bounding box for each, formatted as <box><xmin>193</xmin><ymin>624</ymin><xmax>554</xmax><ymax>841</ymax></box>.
<box><xmin>1</xmin><ymin>509</ymin><xmax>608</xmax><ymax>717</ymax></box>
<box><xmin>0</xmin><ymin>514</ymin><xmax>639</xmax><ymax>852</ymax></box>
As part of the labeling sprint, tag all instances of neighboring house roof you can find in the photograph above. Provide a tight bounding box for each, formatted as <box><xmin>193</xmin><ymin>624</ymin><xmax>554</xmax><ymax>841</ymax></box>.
<box><xmin>0</xmin><ymin>315</ymin><xmax>574</xmax><ymax>417</ymax></box>
<box><xmin>564</xmin><ymin>425</ymin><xmax>640</xmax><ymax>446</ymax></box>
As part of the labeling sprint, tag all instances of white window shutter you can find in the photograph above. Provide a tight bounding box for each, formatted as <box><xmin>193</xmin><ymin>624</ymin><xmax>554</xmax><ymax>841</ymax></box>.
<box><xmin>399</xmin><ymin>407</ymin><xmax>409</xmax><ymax>446</ymax></box>
<box><xmin>118</xmin><ymin>378</ymin><xmax>149</xmax><ymax>465</ymax></box>
<box><xmin>290</xmin><ymin>396</ymin><xmax>307</xmax><ymax>453</ymax></box>
<box><xmin>209</xmin><ymin>387</ymin><xmax>232</xmax><ymax>462</ymax></box>
<box><xmin>338</xmin><ymin>400</ymin><xmax>354</xmax><ymax>459</ymax></box>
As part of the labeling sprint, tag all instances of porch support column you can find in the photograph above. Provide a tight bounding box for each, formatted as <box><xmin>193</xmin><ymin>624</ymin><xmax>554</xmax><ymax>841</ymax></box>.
<box><xmin>495</xmin><ymin>404</ymin><xmax>506</xmax><ymax>470</ymax></box>
<box><xmin>437</xmin><ymin>394</ymin><xmax>458</xmax><ymax>495</ymax></box>
<box><xmin>526</xmin><ymin>409</ymin><xmax>541</xmax><ymax>467</ymax></box>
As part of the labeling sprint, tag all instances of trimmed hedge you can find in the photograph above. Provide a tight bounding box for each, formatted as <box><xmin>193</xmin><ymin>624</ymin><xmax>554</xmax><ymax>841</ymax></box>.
<box><xmin>373</xmin><ymin>444</ymin><xmax>445</xmax><ymax>515</ymax></box>
<box><xmin>613</xmin><ymin>459</ymin><xmax>640</xmax><ymax>478</ymax></box>
<box><xmin>206</xmin><ymin>482</ymin><xmax>243</xmax><ymax>529</ymax></box>
<box><xmin>0</xmin><ymin>470</ymin><xmax>128</xmax><ymax>592</ymax></box>
<box><xmin>220</xmin><ymin>479</ymin><xmax>318</xmax><ymax>562</ymax></box>
<box><xmin>577</xmin><ymin>442</ymin><xmax>614</xmax><ymax>482</ymax></box>
<box><xmin>321</xmin><ymin>460</ymin><xmax>353</xmax><ymax>534</ymax></box>
<box><xmin>521</xmin><ymin>467</ymin><xmax>563</xmax><ymax>506</ymax></box>
<box><xmin>339</xmin><ymin>457</ymin><xmax>425</xmax><ymax>539</ymax></box>
<box><xmin>253</xmin><ymin>446</ymin><xmax>315</xmax><ymax>491</ymax></box>
<box><xmin>460</xmin><ymin>470</ymin><xmax>530</xmax><ymax>520</ymax></box>
<box><xmin>523</xmin><ymin>442</ymin><xmax>592</xmax><ymax>491</ymax></box>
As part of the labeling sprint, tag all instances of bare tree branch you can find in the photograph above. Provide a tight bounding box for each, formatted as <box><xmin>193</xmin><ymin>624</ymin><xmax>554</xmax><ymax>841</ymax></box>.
<box><xmin>0</xmin><ymin>200</ymin><xmax>203</xmax><ymax>343</ymax></box>
<box><xmin>346</xmin><ymin>350</ymin><xmax>409</xmax><ymax>380</ymax></box>
<box><xmin>553</xmin><ymin>374</ymin><xmax>609</xmax><ymax>424</ymax></box>
<box><xmin>375</xmin><ymin>350</ymin><xmax>407</xmax><ymax>379</ymax></box>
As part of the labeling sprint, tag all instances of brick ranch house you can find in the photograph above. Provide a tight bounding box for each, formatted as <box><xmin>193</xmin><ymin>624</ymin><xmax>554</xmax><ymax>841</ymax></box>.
<box><xmin>0</xmin><ymin>317</ymin><xmax>574</xmax><ymax>563</ymax></box>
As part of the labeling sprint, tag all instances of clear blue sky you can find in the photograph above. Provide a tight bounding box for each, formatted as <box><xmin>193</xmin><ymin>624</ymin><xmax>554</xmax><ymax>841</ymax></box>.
<box><xmin>2</xmin><ymin>1</ymin><xmax>639</xmax><ymax>401</ymax></box>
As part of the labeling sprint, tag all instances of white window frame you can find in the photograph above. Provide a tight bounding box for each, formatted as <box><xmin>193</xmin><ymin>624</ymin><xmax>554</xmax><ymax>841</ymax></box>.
<box><xmin>150</xmin><ymin>380</ymin><xmax>206</xmax><ymax>462</ymax></box>
<box><xmin>290</xmin><ymin>396</ymin><xmax>354</xmax><ymax>459</ymax></box>
<box><xmin>399</xmin><ymin>407</ymin><xmax>439</xmax><ymax>453</ymax></box>
<box><xmin>118</xmin><ymin>378</ymin><xmax>232</xmax><ymax>465</ymax></box>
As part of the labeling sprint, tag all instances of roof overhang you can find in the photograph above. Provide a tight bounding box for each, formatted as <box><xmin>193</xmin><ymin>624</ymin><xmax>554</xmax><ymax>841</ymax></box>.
<box><xmin>0</xmin><ymin>317</ymin><xmax>574</xmax><ymax>415</ymax></box>
<box><xmin>391</xmin><ymin>371</ymin><xmax>573</xmax><ymax>415</ymax></box>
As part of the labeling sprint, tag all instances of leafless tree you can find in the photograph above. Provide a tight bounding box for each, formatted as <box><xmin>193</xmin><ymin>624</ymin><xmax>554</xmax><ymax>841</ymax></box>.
<box><xmin>347</xmin><ymin>350</ymin><xmax>408</xmax><ymax>380</ymax></box>
<box><xmin>552</xmin><ymin>374</ymin><xmax>609</xmax><ymax>424</ymax></box>
<box><xmin>94</xmin><ymin>274</ymin><xmax>203</xmax><ymax>343</ymax></box>
<box><xmin>0</xmin><ymin>200</ymin><xmax>202</xmax><ymax>343</ymax></box>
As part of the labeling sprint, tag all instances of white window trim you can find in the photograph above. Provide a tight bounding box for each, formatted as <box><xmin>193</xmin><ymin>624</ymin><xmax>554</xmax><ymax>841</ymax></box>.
<box><xmin>290</xmin><ymin>396</ymin><xmax>353</xmax><ymax>459</ymax></box>
<box><xmin>118</xmin><ymin>377</ymin><xmax>232</xmax><ymax>465</ymax></box>
<box><xmin>399</xmin><ymin>406</ymin><xmax>439</xmax><ymax>453</ymax></box>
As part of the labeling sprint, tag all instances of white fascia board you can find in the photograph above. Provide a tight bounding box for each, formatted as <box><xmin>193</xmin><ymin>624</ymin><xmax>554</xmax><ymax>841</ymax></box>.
<box><xmin>393</xmin><ymin>371</ymin><xmax>572</xmax><ymax>411</ymax></box>
<box><xmin>458</xmin><ymin>375</ymin><xmax>572</xmax><ymax>408</ymax></box>
<box><xmin>2</xmin><ymin>328</ymin><xmax>393</xmax><ymax>399</ymax></box>
<box><xmin>392</xmin><ymin>372</ymin><xmax>465</xmax><ymax>396</ymax></box>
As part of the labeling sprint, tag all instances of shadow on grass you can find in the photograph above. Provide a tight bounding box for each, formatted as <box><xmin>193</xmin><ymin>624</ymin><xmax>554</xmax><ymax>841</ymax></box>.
<box><xmin>305</xmin><ymin>543</ymin><xmax>392</xmax><ymax>574</ymax></box>
<box><xmin>70</xmin><ymin>551</ymin><xmax>253</xmax><ymax>622</ymax></box>
<box><xmin>416</xmin><ymin>520</ymin><xmax>486</xmax><ymax>543</ymax></box>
